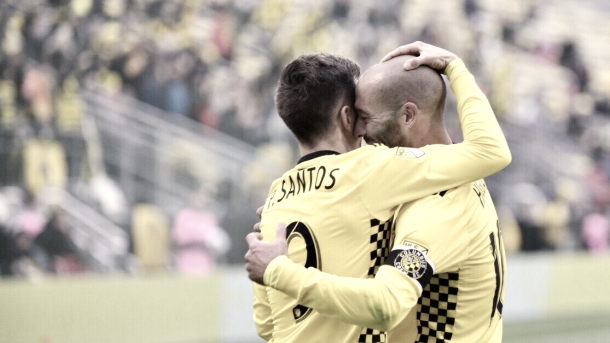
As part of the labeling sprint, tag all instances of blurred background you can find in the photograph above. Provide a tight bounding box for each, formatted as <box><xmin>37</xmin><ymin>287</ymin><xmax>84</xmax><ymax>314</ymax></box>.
<box><xmin>0</xmin><ymin>0</ymin><xmax>609</xmax><ymax>342</ymax></box>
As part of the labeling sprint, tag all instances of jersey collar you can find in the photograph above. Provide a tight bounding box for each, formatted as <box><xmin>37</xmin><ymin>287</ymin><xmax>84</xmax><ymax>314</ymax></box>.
<box><xmin>297</xmin><ymin>150</ymin><xmax>340</xmax><ymax>165</ymax></box>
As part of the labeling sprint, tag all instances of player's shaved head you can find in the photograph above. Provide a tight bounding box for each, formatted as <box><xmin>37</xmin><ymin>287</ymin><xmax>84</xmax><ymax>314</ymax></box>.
<box><xmin>358</xmin><ymin>55</ymin><xmax>447</xmax><ymax>122</ymax></box>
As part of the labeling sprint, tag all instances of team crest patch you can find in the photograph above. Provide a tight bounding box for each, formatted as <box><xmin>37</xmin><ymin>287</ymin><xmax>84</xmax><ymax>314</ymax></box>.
<box><xmin>396</xmin><ymin>147</ymin><xmax>425</xmax><ymax>159</ymax></box>
<box><xmin>385</xmin><ymin>243</ymin><xmax>435</xmax><ymax>289</ymax></box>
<box><xmin>395</xmin><ymin>249</ymin><xmax>428</xmax><ymax>279</ymax></box>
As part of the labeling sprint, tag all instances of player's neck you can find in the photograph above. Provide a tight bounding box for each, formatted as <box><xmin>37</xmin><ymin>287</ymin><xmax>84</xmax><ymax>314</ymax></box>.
<box><xmin>299</xmin><ymin>137</ymin><xmax>356</xmax><ymax>157</ymax></box>
<box><xmin>418</xmin><ymin>127</ymin><xmax>453</xmax><ymax>146</ymax></box>
<box><xmin>430</xmin><ymin>130</ymin><xmax>453</xmax><ymax>145</ymax></box>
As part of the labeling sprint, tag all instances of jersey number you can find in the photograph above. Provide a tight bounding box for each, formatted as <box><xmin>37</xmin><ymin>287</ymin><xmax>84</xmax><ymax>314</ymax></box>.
<box><xmin>490</xmin><ymin>221</ymin><xmax>505</xmax><ymax>322</ymax></box>
<box><xmin>286</xmin><ymin>221</ymin><xmax>321</xmax><ymax>323</ymax></box>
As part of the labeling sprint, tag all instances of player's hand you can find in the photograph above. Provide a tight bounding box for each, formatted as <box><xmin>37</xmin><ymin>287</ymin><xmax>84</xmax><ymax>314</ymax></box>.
<box><xmin>245</xmin><ymin>222</ymin><xmax>288</xmax><ymax>285</ymax></box>
<box><xmin>381</xmin><ymin>41</ymin><xmax>458</xmax><ymax>73</ymax></box>
<box><xmin>253</xmin><ymin>206</ymin><xmax>264</xmax><ymax>233</ymax></box>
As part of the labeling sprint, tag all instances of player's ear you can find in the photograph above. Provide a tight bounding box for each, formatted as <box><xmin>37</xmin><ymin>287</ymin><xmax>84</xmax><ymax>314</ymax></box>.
<box><xmin>403</xmin><ymin>102</ymin><xmax>419</xmax><ymax>128</ymax></box>
<box><xmin>339</xmin><ymin>105</ymin><xmax>355</xmax><ymax>132</ymax></box>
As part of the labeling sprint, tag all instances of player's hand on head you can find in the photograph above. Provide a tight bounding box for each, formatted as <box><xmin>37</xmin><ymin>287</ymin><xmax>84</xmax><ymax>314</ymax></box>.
<box><xmin>381</xmin><ymin>41</ymin><xmax>458</xmax><ymax>73</ymax></box>
<box><xmin>245</xmin><ymin>222</ymin><xmax>288</xmax><ymax>285</ymax></box>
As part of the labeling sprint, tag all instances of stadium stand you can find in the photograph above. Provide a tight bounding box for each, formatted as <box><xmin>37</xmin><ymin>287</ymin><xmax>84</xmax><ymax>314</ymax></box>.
<box><xmin>0</xmin><ymin>0</ymin><xmax>608</xmax><ymax>271</ymax></box>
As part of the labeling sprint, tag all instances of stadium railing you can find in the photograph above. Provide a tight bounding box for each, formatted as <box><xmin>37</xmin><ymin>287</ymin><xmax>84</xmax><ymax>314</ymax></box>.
<box><xmin>81</xmin><ymin>88</ymin><xmax>282</xmax><ymax>211</ymax></box>
<box><xmin>42</xmin><ymin>187</ymin><xmax>129</xmax><ymax>273</ymax></box>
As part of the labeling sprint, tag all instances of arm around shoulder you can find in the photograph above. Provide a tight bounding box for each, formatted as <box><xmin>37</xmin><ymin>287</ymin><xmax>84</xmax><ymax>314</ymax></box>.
<box><xmin>266</xmin><ymin>257</ymin><xmax>419</xmax><ymax>331</ymax></box>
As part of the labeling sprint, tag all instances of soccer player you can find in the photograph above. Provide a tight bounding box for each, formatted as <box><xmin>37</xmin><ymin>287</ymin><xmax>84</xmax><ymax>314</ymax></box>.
<box><xmin>247</xmin><ymin>42</ymin><xmax>511</xmax><ymax>343</ymax></box>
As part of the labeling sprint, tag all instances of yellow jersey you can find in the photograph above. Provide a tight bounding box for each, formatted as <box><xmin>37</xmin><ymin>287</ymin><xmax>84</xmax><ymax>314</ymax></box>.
<box><xmin>387</xmin><ymin>179</ymin><xmax>505</xmax><ymax>342</ymax></box>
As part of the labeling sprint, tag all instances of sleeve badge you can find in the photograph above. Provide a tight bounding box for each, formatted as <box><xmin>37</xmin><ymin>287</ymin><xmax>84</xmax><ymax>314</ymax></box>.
<box><xmin>395</xmin><ymin>147</ymin><xmax>425</xmax><ymax>159</ymax></box>
<box><xmin>385</xmin><ymin>243</ymin><xmax>436</xmax><ymax>290</ymax></box>
<box><xmin>396</xmin><ymin>249</ymin><xmax>428</xmax><ymax>279</ymax></box>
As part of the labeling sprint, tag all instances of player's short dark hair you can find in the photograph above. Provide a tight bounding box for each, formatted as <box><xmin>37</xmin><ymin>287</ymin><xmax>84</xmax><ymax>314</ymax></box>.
<box><xmin>275</xmin><ymin>52</ymin><xmax>360</xmax><ymax>147</ymax></box>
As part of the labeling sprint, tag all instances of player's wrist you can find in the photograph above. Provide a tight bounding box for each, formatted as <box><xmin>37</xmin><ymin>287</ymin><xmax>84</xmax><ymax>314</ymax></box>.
<box><xmin>444</xmin><ymin>58</ymin><xmax>466</xmax><ymax>78</ymax></box>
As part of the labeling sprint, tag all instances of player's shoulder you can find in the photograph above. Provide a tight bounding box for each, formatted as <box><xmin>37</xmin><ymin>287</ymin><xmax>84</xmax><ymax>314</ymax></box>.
<box><xmin>399</xmin><ymin>191</ymin><xmax>451</xmax><ymax>215</ymax></box>
<box><xmin>401</xmin><ymin>183</ymin><xmax>476</xmax><ymax>217</ymax></box>
<box><xmin>447</xmin><ymin>179</ymin><xmax>487</xmax><ymax>200</ymax></box>
<box><xmin>357</xmin><ymin>143</ymin><xmax>391</xmax><ymax>151</ymax></box>
<box><xmin>350</xmin><ymin>144</ymin><xmax>426</xmax><ymax>159</ymax></box>
<box><xmin>341</xmin><ymin>143</ymin><xmax>388</xmax><ymax>160</ymax></box>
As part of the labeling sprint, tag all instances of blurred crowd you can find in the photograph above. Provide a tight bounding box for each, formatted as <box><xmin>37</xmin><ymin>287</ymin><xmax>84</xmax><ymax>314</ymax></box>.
<box><xmin>0</xmin><ymin>187</ymin><xmax>85</xmax><ymax>278</ymax></box>
<box><xmin>1</xmin><ymin>0</ymin><xmax>610</xmax><ymax>276</ymax></box>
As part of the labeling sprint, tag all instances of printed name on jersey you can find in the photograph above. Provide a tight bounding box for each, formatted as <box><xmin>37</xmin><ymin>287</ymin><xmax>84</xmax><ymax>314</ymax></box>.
<box><xmin>385</xmin><ymin>242</ymin><xmax>435</xmax><ymax>290</ymax></box>
<box><xmin>395</xmin><ymin>147</ymin><xmax>425</xmax><ymax>159</ymax></box>
<box><xmin>265</xmin><ymin>166</ymin><xmax>340</xmax><ymax>209</ymax></box>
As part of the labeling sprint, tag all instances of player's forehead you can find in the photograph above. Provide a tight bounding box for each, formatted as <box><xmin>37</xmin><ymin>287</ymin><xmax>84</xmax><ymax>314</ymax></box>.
<box><xmin>356</xmin><ymin>84</ymin><xmax>387</xmax><ymax>119</ymax></box>
<box><xmin>355</xmin><ymin>82</ymin><xmax>376</xmax><ymax>115</ymax></box>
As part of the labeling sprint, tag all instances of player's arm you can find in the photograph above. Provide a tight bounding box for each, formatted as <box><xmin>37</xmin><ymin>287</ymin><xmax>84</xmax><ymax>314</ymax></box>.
<box><xmin>247</xmin><ymin>216</ymin><xmax>433</xmax><ymax>332</ymax></box>
<box><xmin>265</xmin><ymin>256</ymin><xmax>421</xmax><ymax>331</ymax></box>
<box><xmin>246</xmin><ymin>214</ymin><xmax>433</xmax><ymax>331</ymax></box>
<box><xmin>247</xmin><ymin>222</ymin><xmax>418</xmax><ymax>331</ymax></box>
